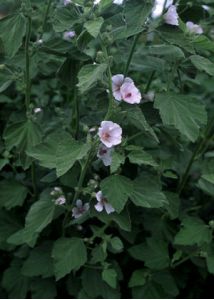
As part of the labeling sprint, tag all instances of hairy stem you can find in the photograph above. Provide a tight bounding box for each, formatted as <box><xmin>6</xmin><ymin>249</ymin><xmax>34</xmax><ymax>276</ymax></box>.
<box><xmin>25</xmin><ymin>16</ymin><xmax>32</xmax><ymax>112</ymax></box>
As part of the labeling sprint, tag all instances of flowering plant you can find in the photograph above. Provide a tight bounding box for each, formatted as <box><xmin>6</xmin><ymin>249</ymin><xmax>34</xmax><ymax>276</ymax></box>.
<box><xmin>0</xmin><ymin>0</ymin><xmax>214</xmax><ymax>298</ymax></box>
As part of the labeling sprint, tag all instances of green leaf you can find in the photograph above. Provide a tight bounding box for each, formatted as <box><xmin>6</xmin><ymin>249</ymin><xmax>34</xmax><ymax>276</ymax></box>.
<box><xmin>102</xmin><ymin>268</ymin><xmax>117</xmax><ymax>289</ymax></box>
<box><xmin>27</xmin><ymin>131</ymin><xmax>61</xmax><ymax>169</ymax></box>
<box><xmin>154</xmin><ymin>93</ymin><xmax>207</xmax><ymax>142</ymax></box>
<box><xmin>4</xmin><ymin>119</ymin><xmax>42</xmax><ymax>169</ymax></box>
<box><xmin>77</xmin><ymin>63</ymin><xmax>107</xmax><ymax>94</ymax></box>
<box><xmin>56</xmin><ymin>135</ymin><xmax>90</xmax><ymax>177</ymax></box>
<box><xmin>129</xmin><ymin>269</ymin><xmax>147</xmax><ymax>288</ymax></box>
<box><xmin>52</xmin><ymin>237</ymin><xmax>87</xmax><ymax>280</ymax></box>
<box><xmin>190</xmin><ymin>55</ymin><xmax>214</xmax><ymax>76</ymax></box>
<box><xmin>128</xmin><ymin>149</ymin><xmax>158</xmax><ymax>167</ymax></box>
<box><xmin>0</xmin><ymin>210</ymin><xmax>22</xmax><ymax>250</ymax></box>
<box><xmin>8</xmin><ymin>190</ymin><xmax>56</xmax><ymax>247</ymax></box>
<box><xmin>130</xmin><ymin>176</ymin><xmax>167</xmax><ymax>208</ymax></box>
<box><xmin>127</xmin><ymin>107</ymin><xmax>159</xmax><ymax>142</ymax></box>
<box><xmin>53</xmin><ymin>6</ymin><xmax>80</xmax><ymax>32</ymax></box>
<box><xmin>30</xmin><ymin>278</ymin><xmax>57</xmax><ymax>299</ymax></box>
<box><xmin>0</xmin><ymin>13</ymin><xmax>26</xmax><ymax>58</ymax></box>
<box><xmin>174</xmin><ymin>217</ymin><xmax>212</xmax><ymax>246</ymax></box>
<box><xmin>2</xmin><ymin>259</ymin><xmax>29</xmax><ymax>299</ymax></box>
<box><xmin>110</xmin><ymin>151</ymin><xmax>125</xmax><ymax>174</ymax></box>
<box><xmin>22</xmin><ymin>242</ymin><xmax>54</xmax><ymax>278</ymax></box>
<box><xmin>84</xmin><ymin>17</ymin><xmax>104</xmax><ymax>38</ymax></box>
<box><xmin>201</xmin><ymin>159</ymin><xmax>214</xmax><ymax>184</ymax></box>
<box><xmin>111</xmin><ymin>1</ymin><xmax>152</xmax><ymax>40</ymax></box>
<box><xmin>90</xmin><ymin>243</ymin><xmax>107</xmax><ymax>264</ymax></box>
<box><xmin>129</xmin><ymin>237</ymin><xmax>170</xmax><ymax>270</ymax></box>
<box><xmin>100</xmin><ymin>175</ymin><xmax>133</xmax><ymax>213</ymax></box>
<box><xmin>206</xmin><ymin>244</ymin><xmax>214</xmax><ymax>274</ymax></box>
<box><xmin>110</xmin><ymin>237</ymin><xmax>124</xmax><ymax>252</ymax></box>
<box><xmin>144</xmin><ymin>45</ymin><xmax>185</xmax><ymax>62</ymax></box>
<box><xmin>0</xmin><ymin>180</ymin><xmax>28</xmax><ymax>210</ymax></box>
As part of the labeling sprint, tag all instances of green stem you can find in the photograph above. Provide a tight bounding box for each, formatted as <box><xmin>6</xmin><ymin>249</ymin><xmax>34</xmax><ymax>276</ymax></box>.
<box><xmin>31</xmin><ymin>162</ymin><xmax>37</xmax><ymax>197</ymax></box>
<box><xmin>177</xmin><ymin>117</ymin><xmax>214</xmax><ymax>195</ymax></box>
<box><xmin>144</xmin><ymin>71</ymin><xmax>156</xmax><ymax>94</ymax></box>
<box><xmin>127</xmin><ymin>132</ymin><xmax>144</xmax><ymax>143</ymax></box>
<box><xmin>124</xmin><ymin>33</ymin><xmax>141</xmax><ymax>77</ymax></box>
<box><xmin>100</xmin><ymin>38</ymin><xmax>114</xmax><ymax>120</ymax></box>
<box><xmin>25</xmin><ymin>16</ymin><xmax>32</xmax><ymax>112</ymax></box>
<box><xmin>171</xmin><ymin>253</ymin><xmax>196</xmax><ymax>269</ymax></box>
<box><xmin>40</xmin><ymin>0</ymin><xmax>53</xmax><ymax>37</ymax></box>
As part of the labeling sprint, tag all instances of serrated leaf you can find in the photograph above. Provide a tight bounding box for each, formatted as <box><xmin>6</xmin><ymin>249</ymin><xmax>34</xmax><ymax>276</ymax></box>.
<box><xmin>77</xmin><ymin>64</ymin><xmax>107</xmax><ymax>94</ymax></box>
<box><xmin>190</xmin><ymin>55</ymin><xmax>214</xmax><ymax>76</ymax></box>
<box><xmin>174</xmin><ymin>217</ymin><xmax>212</xmax><ymax>246</ymax></box>
<box><xmin>129</xmin><ymin>237</ymin><xmax>170</xmax><ymax>270</ymax></box>
<box><xmin>130</xmin><ymin>176</ymin><xmax>167</xmax><ymax>208</ymax></box>
<box><xmin>0</xmin><ymin>180</ymin><xmax>28</xmax><ymax>210</ymax></box>
<box><xmin>84</xmin><ymin>17</ymin><xmax>104</xmax><ymax>38</ymax></box>
<box><xmin>100</xmin><ymin>175</ymin><xmax>133</xmax><ymax>213</ymax></box>
<box><xmin>52</xmin><ymin>237</ymin><xmax>87</xmax><ymax>280</ymax></box>
<box><xmin>102</xmin><ymin>269</ymin><xmax>117</xmax><ymax>289</ymax></box>
<box><xmin>4</xmin><ymin>119</ymin><xmax>42</xmax><ymax>169</ymax></box>
<box><xmin>2</xmin><ymin>259</ymin><xmax>29</xmax><ymax>299</ymax></box>
<box><xmin>129</xmin><ymin>269</ymin><xmax>147</xmax><ymax>288</ymax></box>
<box><xmin>53</xmin><ymin>6</ymin><xmax>80</xmax><ymax>32</ymax></box>
<box><xmin>110</xmin><ymin>151</ymin><xmax>125</xmax><ymax>173</ymax></box>
<box><xmin>22</xmin><ymin>242</ymin><xmax>54</xmax><ymax>278</ymax></box>
<box><xmin>8</xmin><ymin>190</ymin><xmax>56</xmax><ymax>247</ymax></box>
<box><xmin>154</xmin><ymin>93</ymin><xmax>207</xmax><ymax>142</ymax></box>
<box><xmin>56</xmin><ymin>136</ymin><xmax>90</xmax><ymax>177</ymax></box>
<box><xmin>127</xmin><ymin>106</ymin><xmax>159</xmax><ymax>142</ymax></box>
<box><xmin>0</xmin><ymin>13</ymin><xmax>26</xmax><ymax>58</ymax></box>
<box><xmin>128</xmin><ymin>149</ymin><xmax>158</xmax><ymax>167</ymax></box>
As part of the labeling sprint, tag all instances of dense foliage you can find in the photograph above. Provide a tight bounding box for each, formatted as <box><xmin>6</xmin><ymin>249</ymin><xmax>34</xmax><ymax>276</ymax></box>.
<box><xmin>0</xmin><ymin>0</ymin><xmax>214</xmax><ymax>298</ymax></box>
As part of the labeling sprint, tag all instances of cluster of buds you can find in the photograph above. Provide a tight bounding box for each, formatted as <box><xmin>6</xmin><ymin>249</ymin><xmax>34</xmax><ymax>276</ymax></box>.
<box><xmin>50</xmin><ymin>187</ymin><xmax>66</xmax><ymax>206</ymax></box>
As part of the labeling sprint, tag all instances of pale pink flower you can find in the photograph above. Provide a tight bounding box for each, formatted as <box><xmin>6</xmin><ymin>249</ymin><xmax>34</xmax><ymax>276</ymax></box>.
<box><xmin>164</xmin><ymin>5</ymin><xmax>179</xmax><ymax>26</ymax></box>
<box><xmin>112</xmin><ymin>74</ymin><xmax>133</xmax><ymax>101</ymax></box>
<box><xmin>98</xmin><ymin>121</ymin><xmax>122</xmax><ymax>148</ymax></box>
<box><xmin>120</xmin><ymin>82</ymin><xmax>141</xmax><ymax>104</ymax></box>
<box><xmin>63</xmin><ymin>31</ymin><xmax>76</xmax><ymax>41</ymax></box>
<box><xmin>55</xmin><ymin>196</ymin><xmax>66</xmax><ymax>206</ymax></box>
<box><xmin>186</xmin><ymin>21</ymin><xmax>203</xmax><ymax>35</ymax></box>
<box><xmin>95</xmin><ymin>191</ymin><xmax>115</xmax><ymax>214</ymax></box>
<box><xmin>63</xmin><ymin>0</ymin><xmax>72</xmax><ymax>5</ymax></box>
<box><xmin>72</xmin><ymin>199</ymin><xmax>90</xmax><ymax>219</ymax></box>
<box><xmin>97</xmin><ymin>144</ymin><xmax>113</xmax><ymax>166</ymax></box>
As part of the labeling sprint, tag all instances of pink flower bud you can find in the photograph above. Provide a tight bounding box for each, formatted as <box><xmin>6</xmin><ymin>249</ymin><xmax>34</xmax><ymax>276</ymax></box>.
<box><xmin>186</xmin><ymin>21</ymin><xmax>203</xmax><ymax>35</ymax></box>
<box><xmin>164</xmin><ymin>5</ymin><xmax>179</xmax><ymax>26</ymax></box>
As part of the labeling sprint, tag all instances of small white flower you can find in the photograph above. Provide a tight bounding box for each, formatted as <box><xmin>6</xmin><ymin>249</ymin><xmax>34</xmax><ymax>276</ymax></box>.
<box><xmin>34</xmin><ymin>107</ymin><xmax>42</xmax><ymax>114</ymax></box>
<box><xmin>50</xmin><ymin>186</ymin><xmax>62</xmax><ymax>196</ymax></box>
<box><xmin>164</xmin><ymin>5</ymin><xmax>179</xmax><ymax>26</ymax></box>
<box><xmin>98</xmin><ymin>121</ymin><xmax>122</xmax><ymax>148</ymax></box>
<box><xmin>35</xmin><ymin>39</ymin><xmax>43</xmax><ymax>45</ymax></box>
<box><xmin>97</xmin><ymin>144</ymin><xmax>113</xmax><ymax>166</ymax></box>
<box><xmin>186</xmin><ymin>21</ymin><xmax>203</xmax><ymax>35</ymax></box>
<box><xmin>72</xmin><ymin>199</ymin><xmax>90</xmax><ymax>219</ymax></box>
<box><xmin>63</xmin><ymin>31</ymin><xmax>76</xmax><ymax>41</ymax></box>
<box><xmin>95</xmin><ymin>191</ymin><xmax>115</xmax><ymax>214</ymax></box>
<box><xmin>55</xmin><ymin>196</ymin><xmax>66</xmax><ymax>205</ymax></box>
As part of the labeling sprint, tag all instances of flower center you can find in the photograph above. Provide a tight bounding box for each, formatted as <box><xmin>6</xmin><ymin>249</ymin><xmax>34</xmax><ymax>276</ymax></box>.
<box><xmin>126</xmin><ymin>92</ymin><xmax>132</xmax><ymax>98</ymax></box>
<box><xmin>102</xmin><ymin>132</ymin><xmax>110</xmax><ymax>141</ymax></box>
<box><xmin>99</xmin><ymin>148</ymin><xmax>107</xmax><ymax>155</ymax></box>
